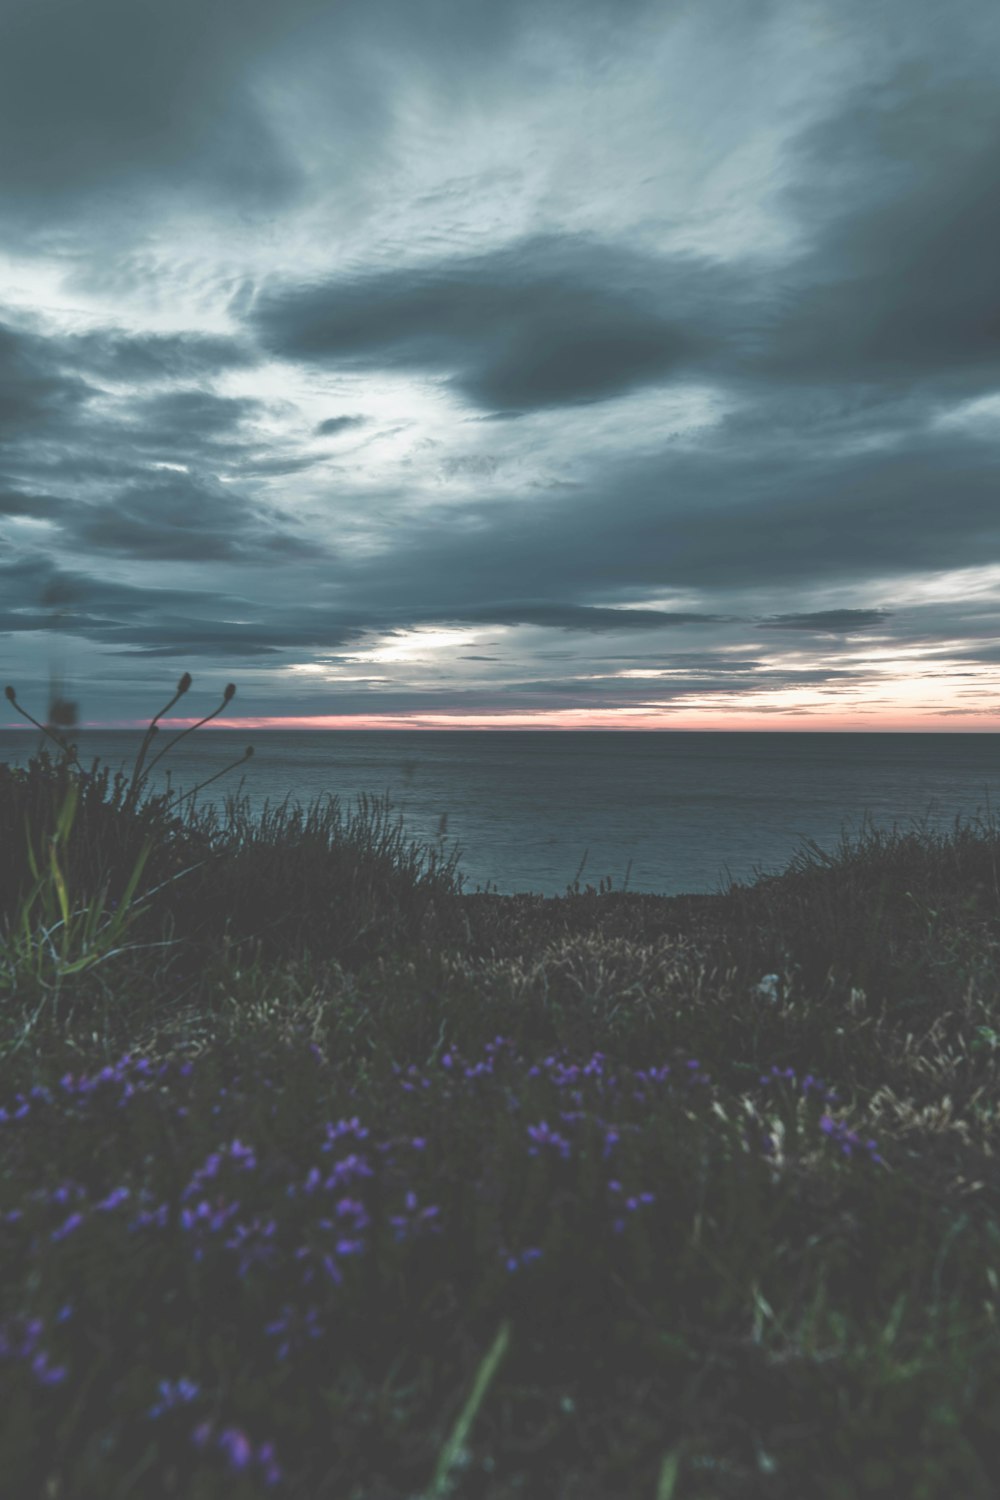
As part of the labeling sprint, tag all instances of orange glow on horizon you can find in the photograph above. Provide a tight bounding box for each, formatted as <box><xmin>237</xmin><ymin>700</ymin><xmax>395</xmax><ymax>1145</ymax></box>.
<box><xmin>15</xmin><ymin>708</ymin><xmax>995</xmax><ymax>733</ymax></box>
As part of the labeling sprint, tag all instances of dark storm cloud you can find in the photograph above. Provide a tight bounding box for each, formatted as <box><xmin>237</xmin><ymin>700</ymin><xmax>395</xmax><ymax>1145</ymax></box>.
<box><xmin>252</xmin><ymin>236</ymin><xmax>717</xmax><ymax>413</ymax></box>
<box><xmin>0</xmin><ymin>484</ymin><xmax>65</xmax><ymax>521</ymax></box>
<box><xmin>430</xmin><ymin>602</ymin><xmax>726</xmax><ymax>631</ymax></box>
<box><xmin>71</xmin><ymin>472</ymin><xmax>314</xmax><ymax>564</ymax></box>
<box><xmin>0</xmin><ymin>323</ymin><xmax>94</xmax><ymax>437</ymax></box>
<box><xmin>0</xmin><ymin>317</ymin><xmax>259</xmax><ymax>463</ymax></box>
<box><xmin>0</xmin><ymin>554</ymin><xmax>371</xmax><ymax>660</ymax></box>
<box><xmin>762</xmin><ymin>62</ymin><xmax>1000</xmax><ymax>390</ymax></box>
<box><xmin>123</xmin><ymin>389</ymin><xmax>263</xmax><ymax>447</ymax></box>
<box><xmin>0</xmin><ymin>0</ymin><xmax>304</xmax><ymax>224</ymax></box>
<box><xmin>760</xmin><ymin>610</ymin><xmax>892</xmax><ymax>633</ymax></box>
<box><xmin>0</xmin><ymin>315</ymin><xmax>316</xmax><ymax>567</ymax></box>
<box><xmin>323</xmin><ymin>426</ymin><xmax>1000</xmax><ymax>612</ymax></box>
<box><xmin>0</xmin><ymin>0</ymin><xmax>651</xmax><ymax>241</ymax></box>
<box><xmin>68</xmin><ymin>330</ymin><xmax>256</xmax><ymax>386</ymax></box>
<box><xmin>316</xmin><ymin>416</ymin><xmax>367</xmax><ymax>437</ymax></box>
<box><xmin>0</xmin><ymin>555</ymin><xmax>213</xmax><ymax>620</ymax></box>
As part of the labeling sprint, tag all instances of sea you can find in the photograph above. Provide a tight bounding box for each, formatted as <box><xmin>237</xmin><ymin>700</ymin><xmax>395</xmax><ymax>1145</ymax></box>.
<box><xmin>1</xmin><ymin>730</ymin><xmax>997</xmax><ymax>898</ymax></box>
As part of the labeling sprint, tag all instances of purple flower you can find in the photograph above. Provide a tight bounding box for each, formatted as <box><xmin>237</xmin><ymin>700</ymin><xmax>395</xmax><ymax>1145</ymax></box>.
<box><xmin>191</xmin><ymin>1420</ymin><xmax>282</xmax><ymax>1482</ymax></box>
<box><xmin>31</xmin><ymin>1352</ymin><xmax>67</xmax><ymax>1386</ymax></box>
<box><xmin>264</xmin><ymin>1303</ymin><xmax>323</xmax><ymax>1361</ymax></box>
<box><xmin>257</xmin><ymin>1442</ymin><xmax>283</xmax><ymax>1485</ymax></box>
<box><xmin>526</xmin><ymin>1121</ymin><xmax>571</xmax><ymax>1160</ymax></box>
<box><xmin>504</xmin><ymin>1246</ymin><xmax>543</xmax><ymax>1272</ymax></box>
<box><xmin>0</xmin><ymin>1316</ymin><xmax>66</xmax><ymax>1386</ymax></box>
<box><xmin>819</xmin><ymin>1114</ymin><xmax>884</xmax><ymax>1165</ymax></box>
<box><xmin>225</xmin><ymin>1216</ymin><xmax>279</xmax><ymax>1277</ymax></box>
<box><xmin>320</xmin><ymin>1197</ymin><xmax>370</xmax><ymax>1234</ymax></box>
<box><xmin>321</xmin><ymin>1117</ymin><xmax>369</xmax><ymax>1150</ymax></box>
<box><xmin>50</xmin><ymin>1211</ymin><xmax>85</xmax><ymax>1243</ymax></box>
<box><xmin>49</xmin><ymin>1182</ymin><xmax>85</xmax><ymax>1206</ymax></box>
<box><xmin>149</xmin><ymin>1377</ymin><xmax>201</xmax><ymax>1418</ymax></box>
<box><xmin>389</xmin><ymin>1190</ymin><xmax>441</xmax><ymax>1243</ymax></box>
<box><xmin>180</xmin><ymin>1199</ymin><xmax>241</xmax><ymax>1235</ymax></box>
<box><xmin>95</xmin><ymin>1187</ymin><xmax>131</xmax><ymax>1212</ymax></box>
<box><xmin>323</xmin><ymin>1154</ymin><xmax>373</xmax><ymax>1190</ymax></box>
<box><xmin>182</xmin><ymin>1140</ymin><xmax>257</xmax><ymax>1201</ymax></box>
<box><xmin>129</xmin><ymin>1202</ymin><xmax>169</xmax><ymax>1232</ymax></box>
<box><xmin>294</xmin><ymin>1244</ymin><xmax>343</xmax><ymax>1286</ymax></box>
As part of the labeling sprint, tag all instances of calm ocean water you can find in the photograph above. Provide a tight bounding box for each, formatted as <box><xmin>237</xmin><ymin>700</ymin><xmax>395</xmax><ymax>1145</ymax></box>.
<box><xmin>1</xmin><ymin>730</ymin><xmax>997</xmax><ymax>898</ymax></box>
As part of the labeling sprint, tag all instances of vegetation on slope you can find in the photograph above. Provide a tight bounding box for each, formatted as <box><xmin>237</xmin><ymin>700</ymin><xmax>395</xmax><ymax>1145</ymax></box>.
<box><xmin>1</xmin><ymin>688</ymin><xmax>998</xmax><ymax>1498</ymax></box>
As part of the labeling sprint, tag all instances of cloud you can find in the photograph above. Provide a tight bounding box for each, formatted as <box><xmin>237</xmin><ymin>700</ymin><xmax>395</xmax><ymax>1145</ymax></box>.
<box><xmin>0</xmin><ymin>322</ymin><xmax>94</xmax><ymax>438</ymax></box>
<box><xmin>316</xmin><ymin>415</ymin><xmax>367</xmax><ymax>437</ymax></box>
<box><xmin>67</xmin><ymin>330</ymin><xmax>256</xmax><ymax>386</ymax></box>
<box><xmin>252</xmin><ymin>235</ymin><xmax>719</xmax><ymax>413</ymax></box>
<box><xmin>0</xmin><ymin>0</ymin><xmax>306</xmax><ymax>229</ymax></box>
<box><xmin>120</xmin><ymin>388</ymin><xmax>263</xmax><ymax>451</ymax></box>
<box><xmin>429</xmin><ymin>602</ymin><xmax>727</xmax><ymax>631</ymax></box>
<box><xmin>70</xmin><ymin>471</ymin><xmax>315</xmax><ymax>563</ymax></box>
<box><xmin>325</xmin><ymin>425</ymin><xmax>1000</xmax><ymax>614</ymax></box>
<box><xmin>0</xmin><ymin>483</ymin><xmax>65</xmax><ymax>521</ymax></box>
<box><xmin>2</xmin><ymin>0</ymin><xmax>999</xmax><ymax>724</ymax></box>
<box><xmin>762</xmin><ymin>54</ymin><xmax>1000</xmax><ymax>390</ymax></box>
<box><xmin>760</xmin><ymin>610</ymin><xmax>891</xmax><ymax>633</ymax></box>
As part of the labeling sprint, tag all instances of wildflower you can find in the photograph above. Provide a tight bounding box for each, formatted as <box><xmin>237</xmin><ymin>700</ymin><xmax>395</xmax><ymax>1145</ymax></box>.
<box><xmin>526</xmin><ymin>1121</ymin><xmax>572</xmax><ymax>1159</ymax></box>
<box><xmin>50</xmin><ymin>1212</ymin><xmax>85</xmax><ymax>1243</ymax></box>
<box><xmin>31</xmin><ymin>1352</ymin><xmax>67</xmax><ymax>1386</ymax></box>
<box><xmin>180</xmin><ymin>1199</ymin><xmax>241</xmax><ymax>1236</ymax></box>
<box><xmin>504</xmin><ymin>1246</ymin><xmax>543</xmax><ymax>1272</ymax></box>
<box><xmin>264</xmin><ymin>1303</ymin><xmax>323</xmax><ymax>1360</ymax></box>
<box><xmin>129</xmin><ymin>1202</ymin><xmax>169</xmax><ymax>1232</ymax></box>
<box><xmin>149</xmin><ymin>1377</ymin><xmax>201</xmax><ymax>1418</ymax></box>
<box><xmin>182</xmin><ymin>1140</ymin><xmax>257</xmax><ymax>1200</ymax></box>
<box><xmin>294</xmin><ymin>1244</ymin><xmax>343</xmax><ymax>1286</ymax></box>
<box><xmin>819</xmin><ymin>1114</ymin><xmax>884</xmax><ymax>1165</ymax></box>
<box><xmin>322</xmin><ymin>1153</ymin><xmax>373</xmax><ymax>1190</ymax></box>
<box><xmin>389</xmin><ymin>1190</ymin><xmax>441</xmax><ymax>1243</ymax></box>
<box><xmin>49</xmin><ymin>1182</ymin><xmax>86</xmax><ymax>1206</ymax></box>
<box><xmin>258</xmin><ymin>1443</ymin><xmax>283</xmax><ymax>1485</ymax></box>
<box><xmin>321</xmin><ymin>1117</ymin><xmax>369</xmax><ymax>1151</ymax></box>
<box><xmin>225</xmin><ymin>1216</ymin><xmax>279</xmax><ymax>1277</ymax></box>
<box><xmin>95</xmin><ymin>1187</ymin><xmax>131</xmax><ymax>1212</ymax></box>
<box><xmin>0</xmin><ymin>1316</ymin><xmax>67</xmax><ymax>1386</ymax></box>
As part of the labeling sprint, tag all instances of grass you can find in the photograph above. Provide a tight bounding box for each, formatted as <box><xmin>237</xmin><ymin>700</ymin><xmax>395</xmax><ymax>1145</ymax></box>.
<box><xmin>1</xmin><ymin>686</ymin><xmax>998</xmax><ymax>1497</ymax></box>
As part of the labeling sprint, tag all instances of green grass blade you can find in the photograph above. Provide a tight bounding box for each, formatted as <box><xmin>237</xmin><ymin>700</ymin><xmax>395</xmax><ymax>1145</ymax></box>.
<box><xmin>656</xmin><ymin>1451</ymin><xmax>682</xmax><ymax>1500</ymax></box>
<box><xmin>426</xmin><ymin>1320</ymin><xmax>510</xmax><ymax>1498</ymax></box>
<box><xmin>48</xmin><ymin>839</ymin><xmax>72</xmax><ymax>934</ymax></box>
<box><xmin>54</xmin><ymin>781</ymin><xmax>79</xmax><ymax>845</ymax></box>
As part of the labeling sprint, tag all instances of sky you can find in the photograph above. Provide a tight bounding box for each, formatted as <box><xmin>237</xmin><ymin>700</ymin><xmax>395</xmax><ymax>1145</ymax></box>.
<box><xmin>1</xmin><ymin>0</ymin><xmax>999</xmax><ymax>731</ymax></box>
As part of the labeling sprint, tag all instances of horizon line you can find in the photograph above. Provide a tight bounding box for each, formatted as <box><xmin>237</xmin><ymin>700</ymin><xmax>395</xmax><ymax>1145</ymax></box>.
<box><xmin>1</xmin><ymin>716</ymin><xmax>996</xmax><ymax>734</ymax></box>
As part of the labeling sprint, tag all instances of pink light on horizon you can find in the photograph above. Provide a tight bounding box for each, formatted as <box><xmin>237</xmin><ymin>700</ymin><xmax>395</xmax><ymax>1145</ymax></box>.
<box><xmin>13</xmin><ymin>707</ymin><xmax>995</xmax><ymax>733</ymax></box>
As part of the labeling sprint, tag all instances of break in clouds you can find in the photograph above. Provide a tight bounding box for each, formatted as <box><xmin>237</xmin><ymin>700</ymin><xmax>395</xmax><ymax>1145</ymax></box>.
<box><xmin>1</xmin><ymin>0</ymin><xmax>999</xmax><ymax>728</ymax></box>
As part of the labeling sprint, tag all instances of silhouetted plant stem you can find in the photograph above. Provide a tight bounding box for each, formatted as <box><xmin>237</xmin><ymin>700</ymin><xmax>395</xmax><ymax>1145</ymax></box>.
<box><xmin>144</xmin><ymin>683</ymin><xmax>236</xmax><ymax>777</ymax></box>
<box><xmin>165</xmin><ymin>746</ymin><xmax>254</xmax><ymax>811</ymax></box>
<box><xmin>3</xmin><ymin>687</ymin><xmax>84</xmax><ymax>773</ymax></box>
<box><xmin>128</xmin><ymin>673</ymin><xmax>193</xmax><ymax>805</ymax></box>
